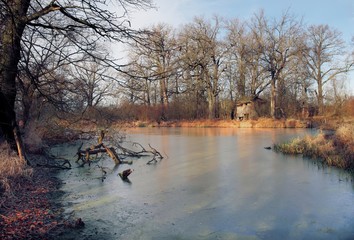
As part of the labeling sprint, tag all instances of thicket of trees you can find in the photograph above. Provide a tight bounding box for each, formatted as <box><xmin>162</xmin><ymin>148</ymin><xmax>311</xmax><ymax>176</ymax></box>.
<box><xmin>1</xmin><ymin>1</ymin><xmax>353</xmax><ymax>152</ymax></box>
<box><xmin>120</xmin><ymin>11</ymin><xmax>353</xmax><ymax>121</ymax></box>
<box><xmin>0</xmin><ymin>0</ymin><xmax>152</xmax><ymax>151</ymax></box>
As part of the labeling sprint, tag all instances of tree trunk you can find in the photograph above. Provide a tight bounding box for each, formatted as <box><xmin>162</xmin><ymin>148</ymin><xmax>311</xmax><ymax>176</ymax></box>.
<box><xmin>207</xmin><ymin>63</ymin><xmax>219</xmax><ymax>119</ymax></box>
<box><xmin>159</xmin><ymin>78</ymin><xmax>168</xmax><ymax>120</ymax></box>
<box><xmin>0</xmin><ymin>93</ymin><xmax>16</xmax><ymax>149</ymax></box>
<box><xmin>270</xmin><ymin>77</ymin><xmax>277</xmax><ymax>119</ymax></box>
<box><xmin>317</xmin><ymin>79</ymin><xmax>324</xmax><ymax>115</ymax></box>
<box><xmin>237</xmin><ymin>62</ymin><xmax>246</xmax><ymax>98</ymax></box>
<box><xmin>0</xmin><ymin>0</ymin><xmax>30</xmax><ymax>151</ymax></box>
<box><xmin>208</xmin><ymin>91</ymin><xmax>215</xmax><ymax>119</ymax></box>
<box><xmin>21</xmin><ymin>85</ymin><xmax>34</xmax><ymax>126</ymax></box>
<box><xmin>22</xmin><ymin>97</ymin><xmax>32</xmax><ymax>126</ymax></box>
<box><xmin>229</xmin><ymin>88</ymin><xmax>236</xmax><ymax>120</ymax></box>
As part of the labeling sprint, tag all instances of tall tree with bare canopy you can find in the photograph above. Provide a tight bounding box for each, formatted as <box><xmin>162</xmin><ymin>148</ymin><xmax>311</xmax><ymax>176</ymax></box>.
<box><xmin>0</xmin><ymin>0</ymin><xmax>152</xmax><ymax>152</ymax></box>
<box><xmin>250</xmin><ymin>10</ymin><xmax>303</xmax><ymax>119</ymax></box>
<box><xmin>304</xmin><ymin>24</ymin><xmax>351</xmax><ymax>115</ymax></box>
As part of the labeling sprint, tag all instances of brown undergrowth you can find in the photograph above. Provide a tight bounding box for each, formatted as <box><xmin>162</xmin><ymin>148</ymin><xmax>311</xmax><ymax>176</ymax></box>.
<box><xmin>0</xmin><ymin>144</ymin><xmax>77</xmax><ymax>240</ymax></box>
<box><xmin>110</xmin><ymin>118</ymin><xmax>311</xmax><ymax>128</ymax></box>
<box><xmin>0</xmin><ymin>143</ymin><xmax>32</xmax><ymax>193</ymax></box>
<box><xmin>274</xmin><ymin>124</ymin><xmax>354</xmax><ymax>170</ymax></box>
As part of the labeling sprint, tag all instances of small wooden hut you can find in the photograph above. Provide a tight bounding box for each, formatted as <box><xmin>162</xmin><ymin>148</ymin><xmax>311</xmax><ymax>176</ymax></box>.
<box><xmin>236</xmin><ymin>97</ymin><xmax>266</xmax><ymax>120</ymax></box>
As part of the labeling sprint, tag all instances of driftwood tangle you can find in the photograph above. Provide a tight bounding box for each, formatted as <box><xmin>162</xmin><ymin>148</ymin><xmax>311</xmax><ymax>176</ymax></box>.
<box><xmin>76</xmin><ymin>143</ymin><xmax>121</xmax><ymax>165</ymax></box>
<box><xmin>76</xmin><ymin>130</ymin><xmax>164</xmax><ymax>166</ymax></box>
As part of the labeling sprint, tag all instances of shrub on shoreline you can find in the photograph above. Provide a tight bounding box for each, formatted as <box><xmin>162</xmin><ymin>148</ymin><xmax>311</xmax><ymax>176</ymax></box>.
<box><xmin>274</xmin><ymin>124</ymin><xmax>354</xmax><ymax>170</ymax></box>
<box><xmin>0</xmin><ymin>143</ymin><xmax>32</xmax><ymax>193</ymax></box>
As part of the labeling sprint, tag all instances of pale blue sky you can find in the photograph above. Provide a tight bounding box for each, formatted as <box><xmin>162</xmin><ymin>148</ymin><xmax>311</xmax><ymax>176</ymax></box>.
<box><xmin>130</xmin><ymin>0</ymin><xmax>354</xmax><ymax>41</ymax></box>
<box><xmin>127</xmin><ymin>0</ymin><xmax>354</xmax><ymax>94</ymax></box>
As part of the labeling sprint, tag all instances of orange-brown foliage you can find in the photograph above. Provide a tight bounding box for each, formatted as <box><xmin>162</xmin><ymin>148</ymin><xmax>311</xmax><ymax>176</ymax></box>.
<box><xmin>343</xmin><ymin>98</ymin><xmax>354</xmax><ymax>116</ymax></box>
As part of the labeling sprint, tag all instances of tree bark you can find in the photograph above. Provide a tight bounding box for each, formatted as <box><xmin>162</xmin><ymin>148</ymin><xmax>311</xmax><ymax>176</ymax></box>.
<box><xmin>317</xmin><ymin>78</ymin><xmax>324</xmax><ymax>115</ymax></box>
<box><xmin>0</xmin><ymin>93</ymin><xmax>17</xmax><ymax>149</ymax></box>
<box><xmin>270</xmin><ymin>75</ymin><xmax>277</xmax><ymax>119</ymax></box>
<box><xmin>0</xmin><ymin>0</ymin><xmax>31</xmax><ymax>150</ymax></box>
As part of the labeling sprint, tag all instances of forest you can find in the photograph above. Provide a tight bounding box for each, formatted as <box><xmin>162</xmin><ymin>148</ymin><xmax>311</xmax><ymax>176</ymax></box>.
<box><xmin>119</xmin><ymin>13</ymin><xmax>354</xmax><ymax>122</ymax></box>
<box><xmin>1</xmin><ymin>1</ymin><xmax>354</xmax><ymax>239</ymax></box>
<box><xmin>17</xmin><ymin>13</ymin><xmax>354</xmax><ymax>124</ymax></box>
<box><xmin>1</xmin><ymin>2</ymin><xmax>354</xmax><ymax>148</ymax></box>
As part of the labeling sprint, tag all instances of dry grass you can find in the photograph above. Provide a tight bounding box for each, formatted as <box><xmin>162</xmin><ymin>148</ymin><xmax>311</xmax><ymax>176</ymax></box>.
<box><xmin>0</xmin><ymin>143</ymin><xmax>32</xmax><ymax>193</ymax></box>
<box><xmin>274</xmin><ymin>124</ymin><xmax>354</xmax><ymax>170</ymax></box>
<box><xmin>113</xmin><ymin>118</ymin><xmax>310</xmax><ymax>129</ymax></box>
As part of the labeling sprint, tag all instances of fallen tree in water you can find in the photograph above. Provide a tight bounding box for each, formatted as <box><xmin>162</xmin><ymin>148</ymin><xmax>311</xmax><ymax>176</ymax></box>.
<box><xmin>76</xmin><ymin>143</ymin><xmax>122</xmax><ymax>165</ymax></box>
<box><xmin>76</xmin><ymin>130</ymin><xmax>164</xmax><ymax>167</ymax></box>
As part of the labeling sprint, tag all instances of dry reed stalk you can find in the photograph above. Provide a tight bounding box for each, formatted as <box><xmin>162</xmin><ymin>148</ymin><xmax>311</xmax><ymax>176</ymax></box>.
<box><xmin>274</xmin><ymin>124</ymin><xmax>354</xmax><ymax>170</ymax></box>
<box><xmin>0</xmin><ymin>143</ymin><xmax>32</xmax><ymax>193</ymax></box>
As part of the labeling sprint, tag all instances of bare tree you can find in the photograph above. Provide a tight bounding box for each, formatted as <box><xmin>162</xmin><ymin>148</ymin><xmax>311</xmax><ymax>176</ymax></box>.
<box><xmin>70</xmin><ymin>57</ymin><xmax>115</xmax><ymax>113</ymax></box>
<box><xmin>176</xmin><ymin>26</ymin><xmax>208</xmax><ymax>119</ymax></box>
<box><xmin>224</xmin><ymin>18</ymin><xmax>270</xmax><ymax>118</ymax></box>
<box><xmin>16</xmin><ymin>25</ymin><xmax>85</xmax><ymax>125</ymax></box>
<box><xmin>179</xmin><ymin>16</ymin><xmax>226</xmax><ymax>119</ymax></box>
<box><xmin>225</xmin><ymin>19</ymin><xmax>250</xmax><ymax>99</ymax></box>
<box><xmin>0</xmin><ymin>0</ymin><xmax>152</xmax><ymax>151</ymax></box>
<box><xmin>120</xmin><ymin>65</ymin><xmax>153</xmax><ymax>106</ymax></box>
<box><xmin>304</xmin><ymin>24</ymin><xmax>351</xmax><ymax>115</ymax></box>
<box><xmin>149</xmin><ymin>24</ymin><xmax>177</xmax><ymax>110</ymax></box>
<box><xmin>250</xmin><ymin>10</ymin><xmax>303</xmax><ymax>118</ymax></box>
<box><xmin>122</xmin><ymin>24</ymin><xmax>178</xmax><ymax>119</ymax></box>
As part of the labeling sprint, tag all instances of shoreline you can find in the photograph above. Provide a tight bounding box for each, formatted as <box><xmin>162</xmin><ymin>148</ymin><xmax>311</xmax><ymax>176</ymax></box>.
<box><xmin>1</xmin><ymin>116</ymin><xmax>353</xmax><ymax>239</ymax></box>
<box><xmin>124</xmin><ymin>118</ymin><xmax>312</xmax><ymax>128</ymax></box>
<box><xmin>64</xmin><ymin>117</ymin><xmax>353</xmax><ymax>132</ymax></box>
<box><xmin>0</xmin><ymin>167</ymin><xmax>67</xmax><ymax>239</ymax></box>
<box><xmin>0</xmin><ymin>158</ymin><xmax>83</xmax><ymax>239</ymax></box>
<box><xmin>274</xmin><ymin>123</ymin><xmax>354</xmax><ymax>171</ymax></box>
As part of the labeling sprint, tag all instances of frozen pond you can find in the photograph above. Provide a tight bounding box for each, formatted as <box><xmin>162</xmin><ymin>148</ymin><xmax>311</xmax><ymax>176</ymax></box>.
<box><xmin>54</xmin><ymin>128</ymin><xmax>354</xmax><ymax>239</ymax></box>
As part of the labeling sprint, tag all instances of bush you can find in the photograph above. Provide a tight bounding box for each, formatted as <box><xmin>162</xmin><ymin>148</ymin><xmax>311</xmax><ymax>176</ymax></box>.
<box><xmin>0</xmin><ymin>143</ymin><xmax>32</xmax><ymax>193</ymax></box>
<box><xmin>334</xmin><ymin>124</ymin><xmax>354</xmax><ymax>167</ymax></box>
<box><xmin>274</xmin><ymin>124</ymin><xmax>354</xmax><ymax>170</ymax></box>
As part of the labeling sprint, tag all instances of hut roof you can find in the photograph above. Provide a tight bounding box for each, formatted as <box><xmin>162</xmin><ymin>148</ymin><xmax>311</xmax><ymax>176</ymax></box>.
<box><xmin>236</xmin><ymin>96</ymin><xmax>266</xmax><ymax>106</ymax></box>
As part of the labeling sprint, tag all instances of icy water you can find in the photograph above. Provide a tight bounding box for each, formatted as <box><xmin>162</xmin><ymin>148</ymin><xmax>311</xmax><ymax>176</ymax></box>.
<box><xmin>54</xmin><ymin>128</ymin><xmax>354</xmax><ymax>240</ymax></box>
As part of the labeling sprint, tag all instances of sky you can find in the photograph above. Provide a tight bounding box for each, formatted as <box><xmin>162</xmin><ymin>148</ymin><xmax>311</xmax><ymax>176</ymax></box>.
<box><xmin>121</xmin><ymin>0</ymin><xmax>354</xmax><ymax>94</ymax></box>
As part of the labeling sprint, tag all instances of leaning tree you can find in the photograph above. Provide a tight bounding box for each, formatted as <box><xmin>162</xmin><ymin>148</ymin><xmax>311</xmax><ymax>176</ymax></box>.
<box><xmin>0</xmin><ymin>0</ymin><xmax>152</xmax><ymax>153</ymax></box>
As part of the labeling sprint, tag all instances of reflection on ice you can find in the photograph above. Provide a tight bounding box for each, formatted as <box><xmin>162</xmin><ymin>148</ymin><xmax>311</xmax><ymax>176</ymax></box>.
<box><xmin>55</xmin><ymin>128</ymin><xmax>354</xmax><ymax>240</ymax></box>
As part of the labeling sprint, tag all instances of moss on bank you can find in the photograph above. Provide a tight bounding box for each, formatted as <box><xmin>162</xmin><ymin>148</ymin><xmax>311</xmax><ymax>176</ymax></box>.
<box><xmin>274</xmin><ymin>124</ymin><xmax>354</xmax><ymax>170</ymax></box>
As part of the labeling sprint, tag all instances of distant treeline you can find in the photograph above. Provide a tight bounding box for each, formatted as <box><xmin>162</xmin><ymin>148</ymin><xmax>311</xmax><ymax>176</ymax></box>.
<box><xmin>11</xmin><ymin>10</ymin><xmax>354</xmax><ymax>125</ymax></box>
<box><xmin>117</xmin><ymin>12</ymin><xmax>354</xmax><ymax>121</ymax></box>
